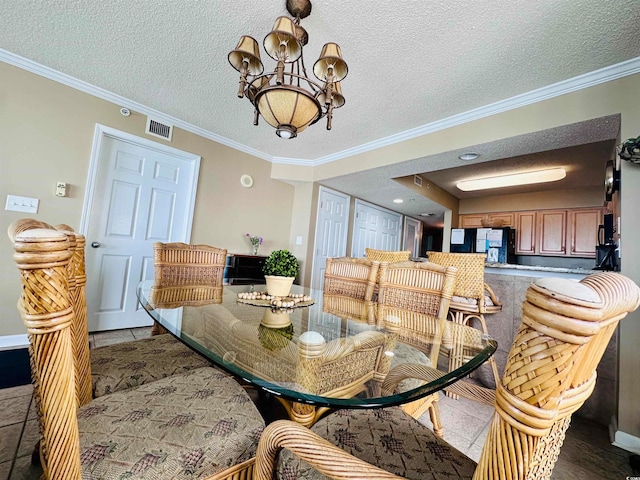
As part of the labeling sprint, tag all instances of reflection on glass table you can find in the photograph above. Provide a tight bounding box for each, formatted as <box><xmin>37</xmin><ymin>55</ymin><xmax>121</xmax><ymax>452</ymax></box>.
<box><xmin>137</xmin><ymin>280</ymin><xmax>496</xmax><ymax>426</ymax></box>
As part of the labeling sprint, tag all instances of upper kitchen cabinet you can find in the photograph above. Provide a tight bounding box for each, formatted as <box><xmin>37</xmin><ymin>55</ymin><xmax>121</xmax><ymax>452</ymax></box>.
<box><xmin>471</xmin><ymin>207</ymin><xmax>604</xmax><ymax>258</ymax></box>
<box><xmin>515</xmin><ymin>211</ymin><xmax>536</xmax><ymax>254</ymax></box>
<box><xmin>459</xmin><ymin>212</ymin><xmax>514</xmax><ymax>228</ymax></box>
<box><xmin>568</xmin><ymin>208</ymin><xmax>604</xmax><ymax>257</ymax></box>
<box><xmin>459</xmin><ymin>214</ymin><xmax>485</xmax><ymax>228</ymax></box>
<box><xmin>537</xmin><ymin>210</ymin><xmax>567</xmax><ymax>256</ymax></box>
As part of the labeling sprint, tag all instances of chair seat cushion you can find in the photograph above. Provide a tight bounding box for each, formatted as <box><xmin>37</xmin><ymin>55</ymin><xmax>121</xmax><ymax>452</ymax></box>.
<box><xmin>278</xmin><ymin>407</ymin><xmax>476</xmax><ymax>480</ymax></box>
<box><xmin>452</xmin><ymin>294</ymin><xmax>495</xmax><ymax>307</ymax></box>
<box><xmin>390</xmin><ymin>343</ymin><xmax>432</xmax><ymax>392</ymax></box>
<box><xmin>79</xmin><ymin>366</ymin><xmax>265</xmax><ymax>479</ymax></box>
<box><xmin>91</xmin><ymin>333</ymin><xmax>211</xmax><ymax>397</ymax></box>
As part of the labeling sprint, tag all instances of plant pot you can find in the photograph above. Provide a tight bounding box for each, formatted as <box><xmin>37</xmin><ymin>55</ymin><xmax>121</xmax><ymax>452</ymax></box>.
<box><xmin>261</xmin><ymin>309</ymin><xmax>292</xmax><ymax>328</ymax></box>
<box><xmin>264</xmin><ymin>275</ymin><xmax>295</xmax><ymax>297</ymax></box>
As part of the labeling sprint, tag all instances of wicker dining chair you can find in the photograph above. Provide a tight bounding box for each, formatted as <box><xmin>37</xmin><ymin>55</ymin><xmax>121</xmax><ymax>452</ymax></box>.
<box><xmin>8</xmin><ymin>219</ymin><xmax>210</xmax><ymax>403</ymax></box>
<box><xmin>149</xmin><ymin>241</ymin><xmax>227</xmax><ymax>332</ymax></box>
<box><xmin>322</xmin><ymin>256</ymin><xmax>380</xmax><ymax>325</ymax></box>
<box><xmin>10</xmin><ymin>224</ymin><xmax>265</xmax><ymax>480</ymax></box>
<box><xmin>254</xmin><ymin>271</ymin><xmax>640</xmax><ymax>480</ymax></box>
<box><xmin>364</xmin><ymin>248</ymin><xmax>411</xmax><ymax>263</ymax></box>
<box><xmin>426</xmin><ymin>251</ymin><xmax>502</xmax><ymax>405</ymax></box>
<box><xmin>375</xmin><ymin>260</ymin><xmax>458</xmax><ymax>436</ymax></box>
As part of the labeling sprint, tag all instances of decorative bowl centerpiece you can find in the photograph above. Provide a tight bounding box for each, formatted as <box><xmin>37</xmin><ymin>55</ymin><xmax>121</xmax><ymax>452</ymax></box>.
<box><xmin>262</xmin><ymin>249</ymin><xmax>299</xmax><ymax>297</ymax></box>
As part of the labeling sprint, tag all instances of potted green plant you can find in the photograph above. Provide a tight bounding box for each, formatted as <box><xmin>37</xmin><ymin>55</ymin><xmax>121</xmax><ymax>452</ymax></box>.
<box><xmin>262</xmin><ymin>249</ymin><xmax>299</xmax><ymax>297</ymax></box>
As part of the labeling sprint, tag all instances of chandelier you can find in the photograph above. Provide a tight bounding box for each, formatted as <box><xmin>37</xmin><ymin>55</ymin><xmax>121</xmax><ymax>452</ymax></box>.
<box><xmin>228</xmin><ymin>0</ymin><xmax>348</xmax><ymax>139</ymax></box>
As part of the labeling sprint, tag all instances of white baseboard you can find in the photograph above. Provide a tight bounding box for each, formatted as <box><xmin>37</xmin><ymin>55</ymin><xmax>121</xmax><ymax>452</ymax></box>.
<box><xmin>0</xmin><ymin>334</ymin><xmax>29</xmax><ymax>351</ymax></box>
<box><xmin>613</xmin><ymin>429</ymin><xmax>640</xmax><ymax>455</ymax></box>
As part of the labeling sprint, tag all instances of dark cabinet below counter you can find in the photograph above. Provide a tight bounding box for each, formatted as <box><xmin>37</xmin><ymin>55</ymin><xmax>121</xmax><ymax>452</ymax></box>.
<box><xmin>224</xmin><ymin>254</ymin><xmax>266</xmax><ymax>285</ymax></box>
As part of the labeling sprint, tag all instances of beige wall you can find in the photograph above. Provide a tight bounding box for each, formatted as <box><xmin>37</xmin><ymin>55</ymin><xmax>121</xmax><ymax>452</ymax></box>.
<box><xmin>459</xmin><ymin>186</ymin><xmax>604</xmax><ymax>213</ymax></box>
<box><xmin>1</xmin><ymin>62</ymin><xmax>295</xmax><ymax>336</ymax></box>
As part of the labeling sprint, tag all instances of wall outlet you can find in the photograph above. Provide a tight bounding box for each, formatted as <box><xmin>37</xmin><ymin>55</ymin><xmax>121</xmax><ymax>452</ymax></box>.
<box><xmin>5</xmin><ymin>195</ymin><xmax>39</xmax><ymax>213</ymax></box>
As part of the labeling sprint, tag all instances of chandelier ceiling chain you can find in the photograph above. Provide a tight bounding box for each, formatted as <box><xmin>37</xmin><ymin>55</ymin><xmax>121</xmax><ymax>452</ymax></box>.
<box><xmin>228</xmin><ymin>0</ymin><xmax>348</xmax><ymax>139</ymax></box>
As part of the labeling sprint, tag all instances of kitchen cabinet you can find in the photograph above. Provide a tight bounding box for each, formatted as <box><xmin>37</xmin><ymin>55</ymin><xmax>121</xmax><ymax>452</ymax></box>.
<box><xmin>459</xmin><ymin>214</ymin><xmax>485</xmax><ymax>228</ymax></box>
<box><xmin>481</xmin><ymin>207</ymin><xmax>603</xmax><ymax>258</ymax></box>
<box><xmin>537</xmin><ymin>209</ymin><xmax>567</xmax><ymax>256</ymax></box>
<box><xmin>515</xmin><ymin>211</ymin><xmax>536</xmax><ymax>254</ymax></box>
<box><xmin>459</xmin><ymin>212</ymin><xmax>514</xmax><ymax>228</ymax></box>
<box><xmin>568</xmin><ymin>208</ymin><xmax>603</xmax><ymax>257</ymax></box>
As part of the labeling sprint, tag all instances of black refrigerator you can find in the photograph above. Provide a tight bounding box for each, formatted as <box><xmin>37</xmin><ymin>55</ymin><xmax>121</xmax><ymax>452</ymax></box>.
<box><xmin>450</xmin><ymin>227</ymin><xmax>516</xmax><ymax>264</ymax></box>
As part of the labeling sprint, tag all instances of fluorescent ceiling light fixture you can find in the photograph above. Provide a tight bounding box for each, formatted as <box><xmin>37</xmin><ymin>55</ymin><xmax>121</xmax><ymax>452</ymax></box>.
<box><xmin>393</xmin><ymin>198</ymin><xmax>403</xmax><ymax>203</ymax></box>
<box><xmin>456</xmin><ymin>167</ymin><xmax>566</xmax><ymax>192</ymax></box>
<box><xmin>459</xmin><ymin>152</ymin><xmax>479</xmax><ymax>161</ymax></box>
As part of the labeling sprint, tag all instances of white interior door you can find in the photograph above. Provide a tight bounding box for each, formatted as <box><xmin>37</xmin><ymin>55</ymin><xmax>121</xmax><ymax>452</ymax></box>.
<box><xmin>351</xmin><ymin>199</ymin><xmax>402</xmax><ymax>257</ymax></box>
<box><xmin>81</xmin><ymin>125</ymin><xmax>200</xmax><ymax>332</ymax></box>
<box><xmin>403</xmin><ymin>216</ymin><xmax>423</xmax><ymax>257</ymax></box>
<box><xmin>310</xmin><ymin>187</ymin><xmax>350</xmax><ymax>291</ymax></box>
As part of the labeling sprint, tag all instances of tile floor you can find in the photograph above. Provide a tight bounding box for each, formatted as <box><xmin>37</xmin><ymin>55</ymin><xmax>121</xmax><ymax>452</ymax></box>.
<box><xmin>0</xmin><ymin>327</ymin><xmax>636</xmax><ymax>479</ymax></box>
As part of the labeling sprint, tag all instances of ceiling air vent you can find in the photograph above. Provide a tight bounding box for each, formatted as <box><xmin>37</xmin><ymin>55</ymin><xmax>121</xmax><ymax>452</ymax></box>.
<box><xmin>145</xmin><ymin>117</ymin><xmax>173</xmax><ymax>141</ymax></box>
<box><xmin>414</xmin><ymin>175</ymin><xmax>423</xmax><ymax>187</ymax></box>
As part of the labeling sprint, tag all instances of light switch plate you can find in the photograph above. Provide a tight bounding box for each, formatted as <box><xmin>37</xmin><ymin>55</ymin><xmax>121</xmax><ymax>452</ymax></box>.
<box><xmin>5</xmin><ymin>195</ymin><xmax>39</xmax><ymax>213</ymax></box>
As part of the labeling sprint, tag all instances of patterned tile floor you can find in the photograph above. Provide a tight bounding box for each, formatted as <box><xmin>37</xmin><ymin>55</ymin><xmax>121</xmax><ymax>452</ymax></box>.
<box><xmin>0</xmin><ymin>327</ymin><xmax>636</xmax><ymax>479</ymax></box>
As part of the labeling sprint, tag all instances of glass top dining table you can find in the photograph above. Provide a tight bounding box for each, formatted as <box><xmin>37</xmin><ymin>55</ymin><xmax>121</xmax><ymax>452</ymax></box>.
<box><xmin>137</xmin><ymin>280</ymin><xmax>496</xmax><ymax>423</ymax></box>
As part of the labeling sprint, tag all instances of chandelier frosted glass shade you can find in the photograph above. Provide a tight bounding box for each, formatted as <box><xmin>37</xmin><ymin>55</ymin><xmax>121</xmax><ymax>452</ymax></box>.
<box><xmin>254</xmin><ymin>85</ymin><xmax>322</xmax><ymax>139</ymax></box>
<box><xmin>228</xmin><ymin>0</ymin><xmax>347</xmax><ymax>139</ymax></box>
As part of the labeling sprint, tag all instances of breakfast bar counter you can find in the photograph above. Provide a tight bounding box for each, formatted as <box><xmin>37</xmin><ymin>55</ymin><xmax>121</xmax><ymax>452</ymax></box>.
<box><xmin>485</xmin><ymin>262</ymin><xmax>591</xmax><ymax>279</ymax></box>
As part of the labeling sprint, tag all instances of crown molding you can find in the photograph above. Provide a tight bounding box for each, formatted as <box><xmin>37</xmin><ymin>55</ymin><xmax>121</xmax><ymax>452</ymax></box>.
<box><xmin>304</xmin><ymin>56</ymin><xmax>640</xmax><ymax>167</ymax></box>
<box><xmin>0</xmin><ymin>48</ymin><xmax>273</xmax><ymax>162</ymax></box>
<box><xmin>3</xmin><ymin>48</ymin><xmax>639</xmax><ymax>167</ymax></box>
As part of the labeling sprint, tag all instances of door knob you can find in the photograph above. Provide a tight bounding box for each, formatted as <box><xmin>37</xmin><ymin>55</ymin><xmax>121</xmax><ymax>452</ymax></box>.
<box><xmin>91</xmin><ymin>242</ymin><xmax>101</xmax><ymax>248</ymax></box>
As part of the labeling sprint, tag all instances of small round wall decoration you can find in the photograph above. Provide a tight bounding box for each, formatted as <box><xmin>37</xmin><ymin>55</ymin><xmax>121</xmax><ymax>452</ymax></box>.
<box><xmin>240</xmin><ymin>174</ymin><xmax>254</xmax><ymax>188</ymax></box>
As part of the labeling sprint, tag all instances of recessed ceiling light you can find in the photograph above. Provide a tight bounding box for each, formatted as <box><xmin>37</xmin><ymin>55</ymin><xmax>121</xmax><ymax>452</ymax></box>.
<box><xmin>459</xmin><ymin>152</ymin><xmax>479</xmax><ymax>161</ymax></box>
<box><xmin>456</xmin><ymin>167</ymin><xmax>566</xmax><ymax>192</ymax></box>
<box><xmin>393</xmin><ymin>198</ymin><xmax>403</xmax><ymax>203</ymax></box>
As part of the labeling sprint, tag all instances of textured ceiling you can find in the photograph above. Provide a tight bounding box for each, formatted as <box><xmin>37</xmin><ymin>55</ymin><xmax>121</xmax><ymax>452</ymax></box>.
<box><xmin>1</xmin><ymin>1</ymin><xmax>639</xmax><ymax>223</ymax></box>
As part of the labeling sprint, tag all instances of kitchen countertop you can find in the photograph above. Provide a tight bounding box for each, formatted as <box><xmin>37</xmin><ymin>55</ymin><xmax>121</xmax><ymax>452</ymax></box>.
<box><xmin>484</xmin><ymin>262</ymin><xmax>594</xmax><ymax>279</ymax></box>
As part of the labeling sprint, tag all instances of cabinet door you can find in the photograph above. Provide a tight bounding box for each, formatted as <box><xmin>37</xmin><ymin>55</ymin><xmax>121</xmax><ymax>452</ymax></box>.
<box><xmin>538</xmin><ymin>210</ymin><xmax>567</xmax><ymax>256</ymax></box>
<box><xmin>459</xmin><ymin>214</ymin><xmax>486</xmax><ymax>228</ymax></box>
<box><xmin>568</xmin><ymin>208</ymin><xmax>602</xmax><ymax>257</ymax></box>
<box><xmin>488</xmin><ymin>212</ymin><xmax>514</xmax><ymax>227</ymax></box>
<box><xmin>515</xmin><ymin>211</ymin><xmax>537</xmax><ymax>254</ymax></box>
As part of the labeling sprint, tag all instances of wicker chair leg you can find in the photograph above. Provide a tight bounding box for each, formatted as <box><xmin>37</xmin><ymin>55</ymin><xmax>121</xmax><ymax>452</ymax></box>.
<box><xmin>150</xmin><ymin>321</ymin><xmax>169</xmax><ymax>336</ymax></box>
<box><xmin>428</xmin><ymin>400</ymin><xmax>444</xmax><ymax>437</ymax></box>
<box><xmin>445</xmin><ymin>311</ymin><xmax>500</xmax><ymax>404</ymax></box>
